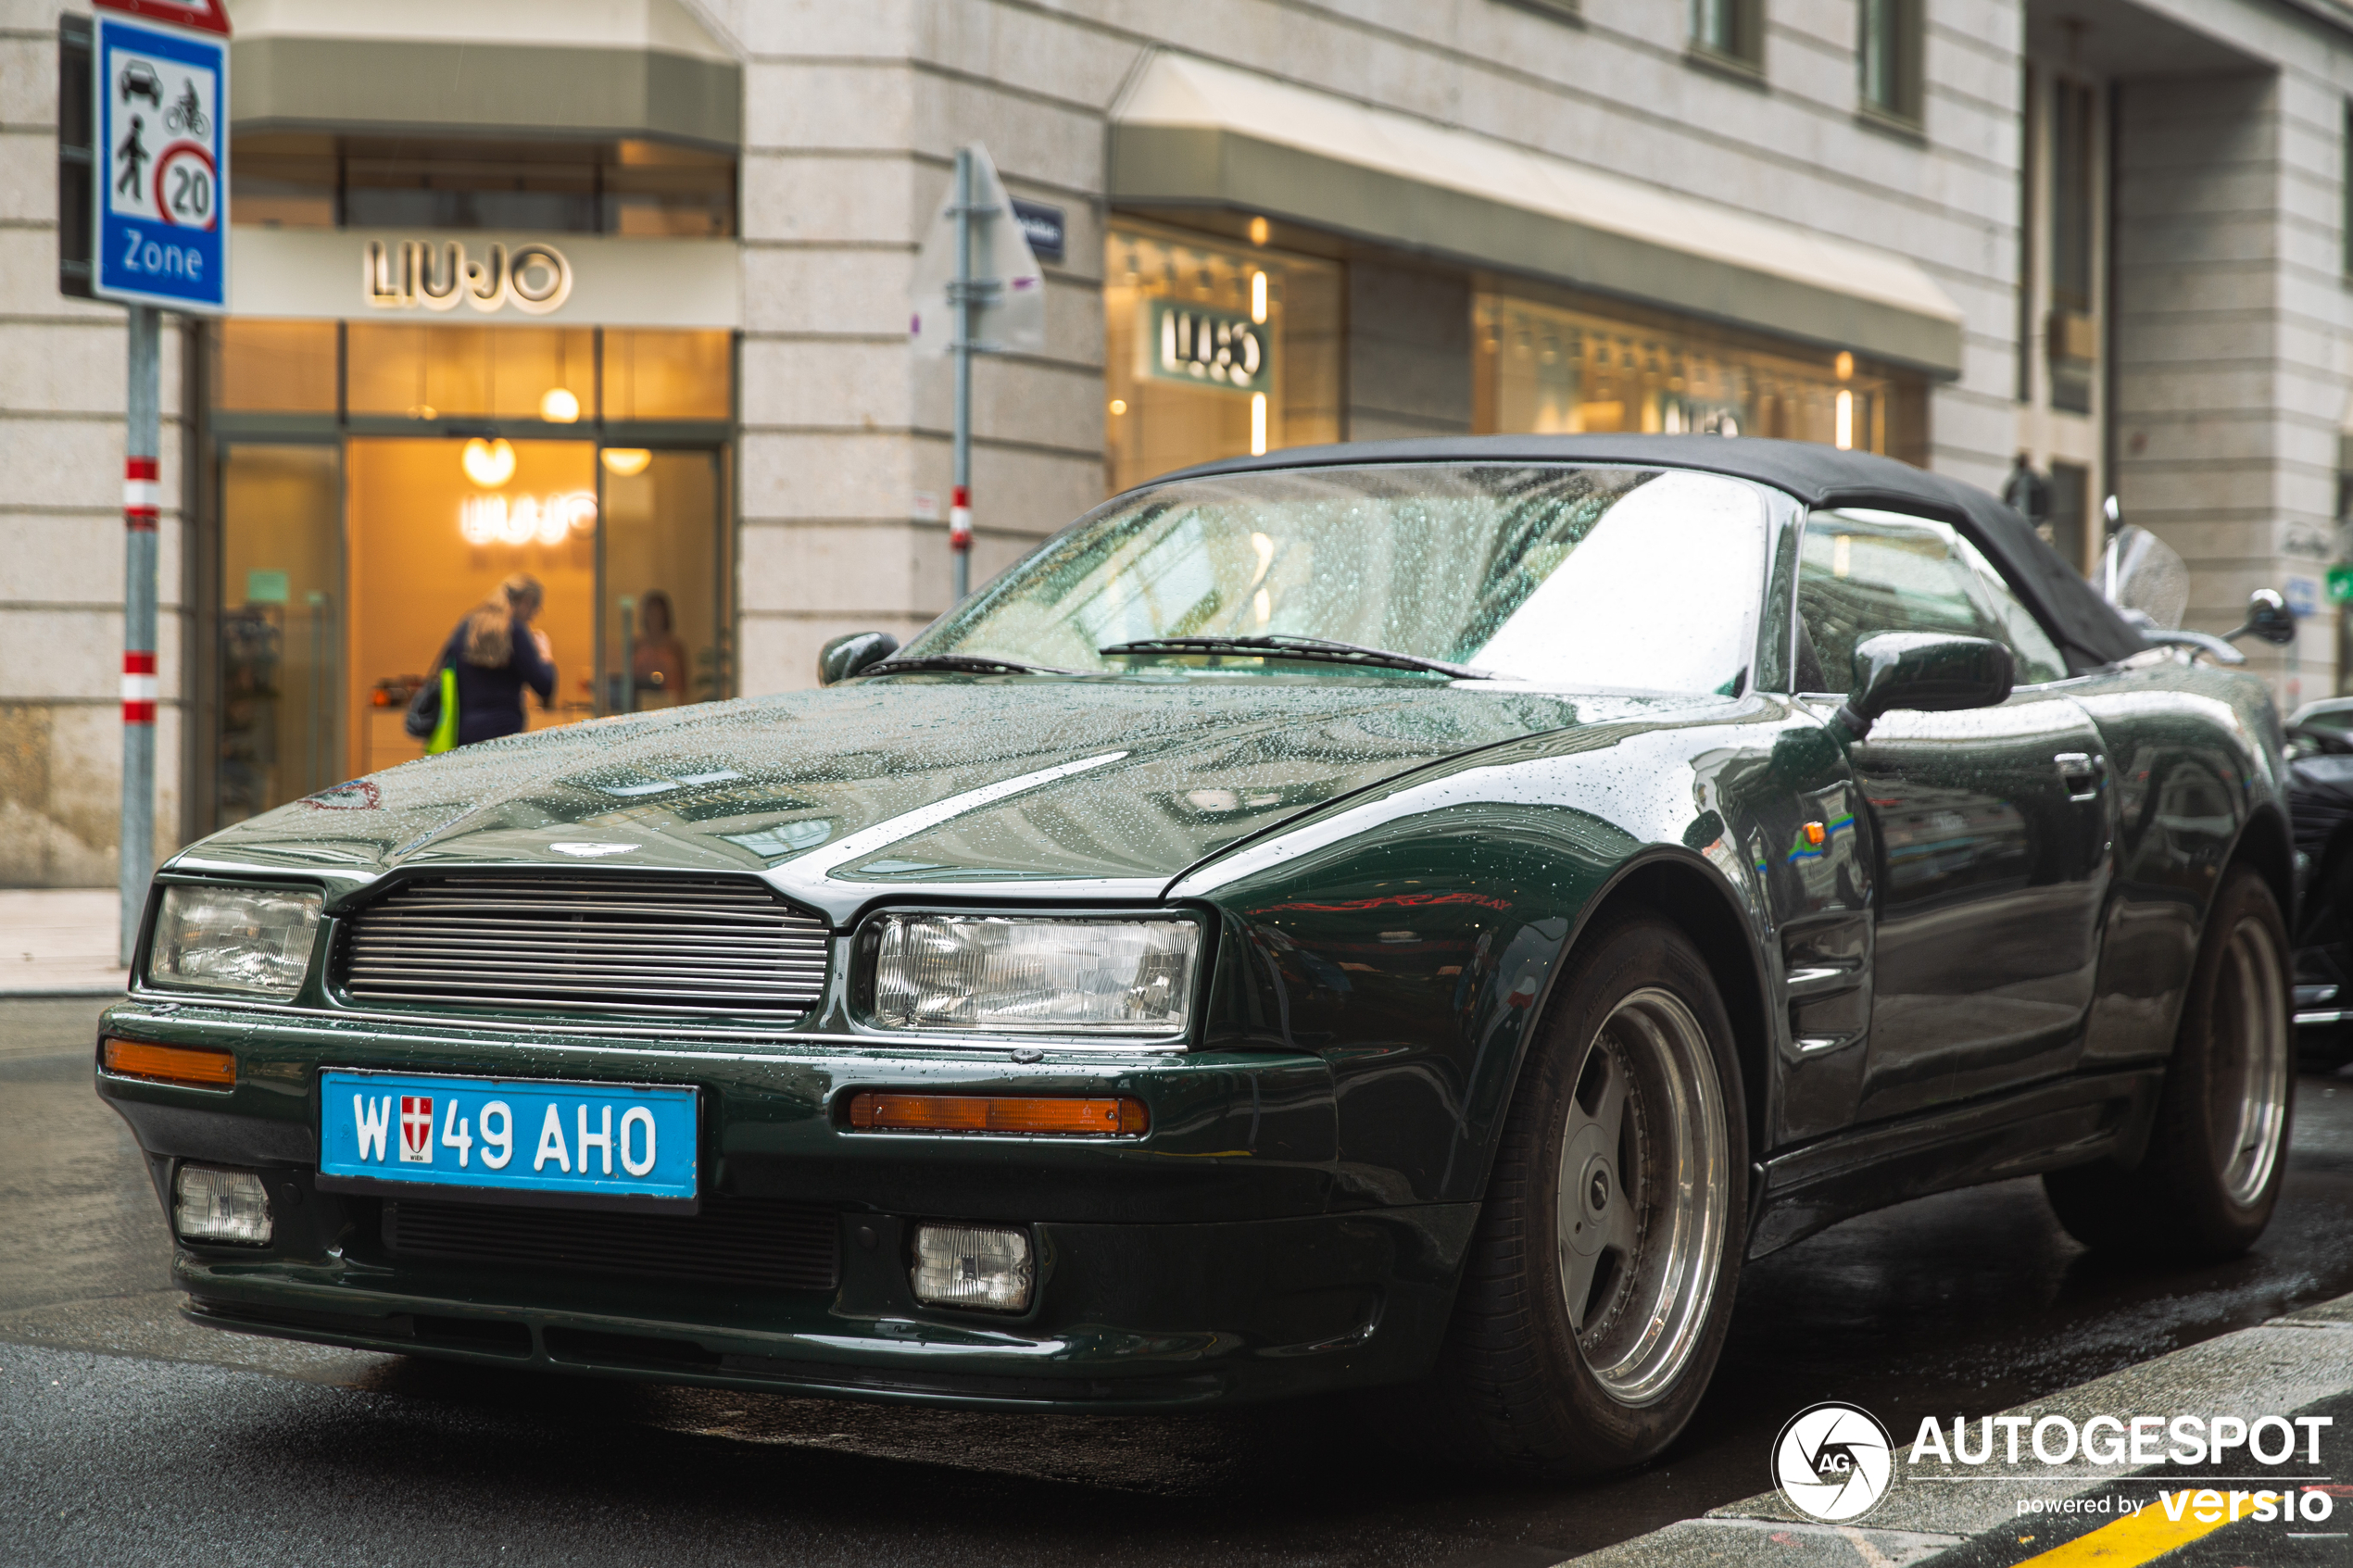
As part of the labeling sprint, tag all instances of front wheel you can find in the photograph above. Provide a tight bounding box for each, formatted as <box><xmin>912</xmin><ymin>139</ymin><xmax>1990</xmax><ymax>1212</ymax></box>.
<box><xmin>2045</xmin><ymin>867</ymin><xmax>2293</xmax><ymax>1261</ymax></box>
<box><xmin>1420</xmin><ymin>915</ymin><xmax>1748</xmax><ymax>1477</ymax></box>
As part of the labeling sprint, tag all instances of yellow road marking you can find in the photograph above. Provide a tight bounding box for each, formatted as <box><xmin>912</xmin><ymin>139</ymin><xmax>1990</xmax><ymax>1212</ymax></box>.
<box><xmin>2009</xmin><ymin>1503</ymin><xmax>2232</xmax><ymax>1567</ymax></box>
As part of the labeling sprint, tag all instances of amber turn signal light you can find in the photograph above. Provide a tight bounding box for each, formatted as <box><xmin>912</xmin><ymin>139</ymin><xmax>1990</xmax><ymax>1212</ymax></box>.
<box><xmin>847</xmin><ymin>1092</ymin><xmax>1147</xmax><ymax>1135</ymax></box>
<box><xmin>102</xmin><ymin>1037</ymin><xmax>235</xmax><ymax>1089</ymax></box>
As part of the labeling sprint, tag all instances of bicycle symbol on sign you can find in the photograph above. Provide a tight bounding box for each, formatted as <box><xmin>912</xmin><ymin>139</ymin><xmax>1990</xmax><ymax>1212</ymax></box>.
<box><xmin>165</xmin><ymin>81</ymin><xmax>208</xmax><ymax>138</ymax></box>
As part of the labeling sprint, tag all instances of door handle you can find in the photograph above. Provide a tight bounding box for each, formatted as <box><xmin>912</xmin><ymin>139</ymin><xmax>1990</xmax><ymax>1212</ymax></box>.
<box><xmin>2055</xmin><ymin>751</ymin><xmax>2103</xmax><ymax>803</ymax></box>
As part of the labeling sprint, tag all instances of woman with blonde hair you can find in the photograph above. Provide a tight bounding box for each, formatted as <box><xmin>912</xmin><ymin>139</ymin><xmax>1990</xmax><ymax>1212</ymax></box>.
<box><xmin>435</xmin><ymin>573</ymin><xmax>556</xmax><ymax>746</ymax></box>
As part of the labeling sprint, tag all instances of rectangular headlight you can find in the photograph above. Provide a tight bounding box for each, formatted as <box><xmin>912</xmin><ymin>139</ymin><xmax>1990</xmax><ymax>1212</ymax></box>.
<box><xmin>174</xmin><ymin>1164</ymin><xmax>272</xmax><ymax>1245</ymax></box>
<box><xmin>866</xmin><ymin>915</ymin><xmax>1199</xmax><ymax>1035</ymax></box>
<box><xmin>911</xmin><ymin>1223</ymin><xmax>1034</xmax><ymax>1311</ymax></box>
<box><xmin>148</xmin><ymin>884</ymin><xmax>322</xmax><ymax>999</ymax></box>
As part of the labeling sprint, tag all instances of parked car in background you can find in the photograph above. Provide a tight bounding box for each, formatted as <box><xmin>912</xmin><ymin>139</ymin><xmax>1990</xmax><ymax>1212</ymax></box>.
<box><xmin>2282</xmin><ymin>696</ymin><xmax>2353</xmax><ymax>1068</ymax></box>
<box><xmin>98</xmin><ymin>436</ymin><xmax>2294</xmax><ymax>1477</ymax></box>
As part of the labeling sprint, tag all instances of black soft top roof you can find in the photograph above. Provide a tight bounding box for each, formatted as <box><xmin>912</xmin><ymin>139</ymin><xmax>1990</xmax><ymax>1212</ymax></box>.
<box><xmin>1161</xmin><ymin>434</ymin><xmax>2145</xmax><ymax>670</ymax></box>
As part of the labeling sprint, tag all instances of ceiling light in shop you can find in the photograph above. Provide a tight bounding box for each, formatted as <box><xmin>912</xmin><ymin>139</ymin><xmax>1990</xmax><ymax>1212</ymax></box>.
<box><xmin>461</xmin><ymin>492</ymin><xmax>598</xmax><ymax>547</ymax></box>
<box><xmin>461</xmin><ymin>437</ymin><xmax>517</xmax><ymax>487</ymax></box>
<box><xmin>540</xmin><ymin>388</ymin><xmax>582</xmax><ymax>423</ymax></box>
<box><xmin>601</xmin><ymin>448</ymin><xmax>652</xmax><ymax>477</ymax></box>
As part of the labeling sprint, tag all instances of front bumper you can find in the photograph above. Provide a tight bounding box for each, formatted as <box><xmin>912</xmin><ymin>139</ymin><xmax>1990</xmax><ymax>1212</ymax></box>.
<box><xmin>97</xmin><ymin>997</ymin><xmax>1474</xmax><ymax>1410</ymax></box>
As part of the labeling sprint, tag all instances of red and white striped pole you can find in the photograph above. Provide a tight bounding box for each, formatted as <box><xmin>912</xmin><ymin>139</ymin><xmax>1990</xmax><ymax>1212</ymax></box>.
<box><xmin>950</xmin><ymin>483</ymin><xmax>973</xmax><ymax>601</ymax></box>
<box><xmin>118</xmin><ymin>305</ymin><xmax>159</xmax><ymax>965</ymax></box>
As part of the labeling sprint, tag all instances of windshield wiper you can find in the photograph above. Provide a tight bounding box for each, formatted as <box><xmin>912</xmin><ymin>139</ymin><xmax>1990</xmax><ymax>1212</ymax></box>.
<box><xmin>861</xmin><ymin>653</ymin><xmax>1084</xmax><ymax>678</ymax></box>
<box><xmin>1097</xmin><ymin>634</ymin><xmax>1495</xmax><ymax>680</ymax></box>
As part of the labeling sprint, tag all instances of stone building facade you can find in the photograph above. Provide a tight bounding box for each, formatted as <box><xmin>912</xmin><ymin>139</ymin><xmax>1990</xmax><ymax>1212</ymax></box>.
<box><xmin>3</xmin><ymin>0</ymin><xmax>2350</xmax><ymax>884</ymax></box>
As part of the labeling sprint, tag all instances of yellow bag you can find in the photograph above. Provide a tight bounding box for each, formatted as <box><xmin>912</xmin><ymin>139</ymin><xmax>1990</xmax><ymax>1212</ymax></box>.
<box><xmin>426</xmin><ymin>667</ymin><xmax>459</xmax><ymax>754</ymax></box>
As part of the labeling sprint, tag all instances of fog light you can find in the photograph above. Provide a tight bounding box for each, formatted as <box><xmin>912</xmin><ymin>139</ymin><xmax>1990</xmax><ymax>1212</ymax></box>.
<box><xmin>174</xmin><ymin>1165</ymin><xmax>271</xmax><ymax>1246</ymax></box>
<box><xmin>911</xmin><ymin>1223</ymin><xmax>1034</xmax><ymax>1312</ymax></box>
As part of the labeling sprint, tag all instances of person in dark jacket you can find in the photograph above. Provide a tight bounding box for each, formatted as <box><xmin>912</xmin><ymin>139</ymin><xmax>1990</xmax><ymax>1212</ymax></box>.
<box><xmin>440</xmin><ymin>573</ymin><xmax>556</xmax><ymax>746</ymax></box>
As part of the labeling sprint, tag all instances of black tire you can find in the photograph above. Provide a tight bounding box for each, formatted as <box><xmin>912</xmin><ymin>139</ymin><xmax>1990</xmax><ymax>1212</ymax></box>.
<box><xmin>2045</xmin><ymin>867</ymin><xmax>2293</xmax><ymax>1261</ymax></box>
<box><xmin>1416</xmin><ymin>913</ymin><xmax>1748</xmax><ymax>1477</ymax></box>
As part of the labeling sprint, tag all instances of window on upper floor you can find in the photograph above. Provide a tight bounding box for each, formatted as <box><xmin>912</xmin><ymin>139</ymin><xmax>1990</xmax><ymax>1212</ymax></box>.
<box><xmin>231</xmin><ymin>135</ymin><xmax>737</xmax><ymax>237</ymax></box>
<box><xmin>1691</xmin><ymin>0</ymin><xmax>1764</xmax><ymax>70</ymax></box>
<box><xmin>1858</xmin><ymin>0</ymin><xmax>1923</xmax><ymax>125</ymax></box>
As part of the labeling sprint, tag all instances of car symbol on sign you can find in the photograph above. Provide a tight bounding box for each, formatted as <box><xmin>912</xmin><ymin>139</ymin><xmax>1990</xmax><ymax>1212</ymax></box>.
<box><xmin>120</xmin><ymin>60</ymin><xmax>163</xmax><ymax>108</ymax></box>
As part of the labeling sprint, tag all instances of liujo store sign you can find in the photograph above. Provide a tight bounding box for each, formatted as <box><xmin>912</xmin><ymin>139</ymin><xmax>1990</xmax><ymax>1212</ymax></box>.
<box><xmin>365</xmin><ymin>239</ymin><xmax>573</xmax><ymax>315</ymax></box>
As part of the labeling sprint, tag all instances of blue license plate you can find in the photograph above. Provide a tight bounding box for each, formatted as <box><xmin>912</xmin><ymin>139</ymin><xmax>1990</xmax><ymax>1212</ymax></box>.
<box><xmin>318</xmin><ymin>1070</ymin><xmax>698</xmax><ymax>1208</ymax></box>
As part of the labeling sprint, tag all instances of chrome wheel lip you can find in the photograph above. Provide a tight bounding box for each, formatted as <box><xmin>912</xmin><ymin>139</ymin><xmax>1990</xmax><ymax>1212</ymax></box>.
<box><xmin>2210</xmin><ymin>914</ymin><xmax>2289</xmax><ymax>1209</ymax></box>
<box><xmin>1554</xmin><ymin>985</ymin><xmax>1731</xmax><ymax>1409</ymax></box>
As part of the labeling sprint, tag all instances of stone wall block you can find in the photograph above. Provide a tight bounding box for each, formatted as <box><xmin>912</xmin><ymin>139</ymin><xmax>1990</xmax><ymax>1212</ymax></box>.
<box><xmin>741</xmin><ymin>428</ymin><xmax>915</xmax><ymax>521</ymax></box>
<box><xmin>744</xmin><ymin>60</ymin><xmax>915</xmax><ymax>150</ymax></box>
<box><xmin>741</xmin><ymin>153</ymin><xmax>918</xmax><ymax>245</ymax></box>
<box><xmin>741</xmin><ymin>337</ymin><xmax>915</xmax><ymax>429</ymax></box>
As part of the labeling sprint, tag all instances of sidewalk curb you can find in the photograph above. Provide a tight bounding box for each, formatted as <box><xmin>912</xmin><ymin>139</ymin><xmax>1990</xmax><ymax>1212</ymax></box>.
<box><xmin>1557</xmin><ymin>1290</ymin><xmax>2353</xmax><ymax>1568</ymax></box>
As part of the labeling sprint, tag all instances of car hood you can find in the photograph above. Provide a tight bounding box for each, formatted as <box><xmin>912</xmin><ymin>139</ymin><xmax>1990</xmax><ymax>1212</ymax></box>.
<box><xmin>179</xmin><ymin>679</ymin><xmax>1686</xmax><ymax>910</ymax></box>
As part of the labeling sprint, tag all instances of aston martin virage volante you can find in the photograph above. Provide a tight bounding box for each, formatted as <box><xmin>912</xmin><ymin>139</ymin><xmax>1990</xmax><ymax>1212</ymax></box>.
<box><xmin>99</xmin><ymin>435</ymin><xmax>2293</xmax><ymax>1475</ymax></box>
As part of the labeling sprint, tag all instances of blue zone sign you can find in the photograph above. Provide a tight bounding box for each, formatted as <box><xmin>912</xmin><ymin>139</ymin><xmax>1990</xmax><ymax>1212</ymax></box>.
<box><xmin>93</xmin><ymin>13</ymin><xmax>226</xmax><ymax>312</ymax></box>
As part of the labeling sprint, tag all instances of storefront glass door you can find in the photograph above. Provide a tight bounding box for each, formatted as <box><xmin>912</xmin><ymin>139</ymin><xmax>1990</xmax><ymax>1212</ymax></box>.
<box><xmin>346</xmin><ymin>438</ymin><xmax>598</xmax><ymax>778</ymax></box>
<box><xmin>217</xmin><ymin>445</ymin><xmax>342</xmax><ymax>825</ymax></box>
<box><xmin>598</xmin><ymin>447</ymin><xmax>726</xmax><ymax>711</ymax></box>
<box><xmin>203</xmin><ymin>320</ymin><xmax>735</xmax><ymax>831</ymax></box>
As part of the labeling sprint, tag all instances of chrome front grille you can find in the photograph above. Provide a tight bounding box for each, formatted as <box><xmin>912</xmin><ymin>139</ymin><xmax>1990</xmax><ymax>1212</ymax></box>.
<box><xmin>343</xmin><ymin>873</ymin><xmax>829</xmax><ymax>1022</ymax></box>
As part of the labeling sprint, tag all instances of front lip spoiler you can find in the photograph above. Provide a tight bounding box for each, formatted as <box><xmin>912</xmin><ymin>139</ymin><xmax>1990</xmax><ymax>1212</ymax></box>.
<box><xmin>181</xmin><ymin>1292</ymin><xmax>1239</xmax><ymax>1411</ymax></box>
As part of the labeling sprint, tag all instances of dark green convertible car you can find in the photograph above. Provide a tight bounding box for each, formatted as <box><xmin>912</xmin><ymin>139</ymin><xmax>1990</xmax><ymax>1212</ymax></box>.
<box><xmin>99</xmin><ymin>435</ymin><xmax>2293</xmax><ymax>1476</ymax></box>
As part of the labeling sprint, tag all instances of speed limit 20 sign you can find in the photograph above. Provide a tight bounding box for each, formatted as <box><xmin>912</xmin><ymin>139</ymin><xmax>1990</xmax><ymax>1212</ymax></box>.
<box><xmin>92</xmin><ymin>7</ymin><xmax>226</xmax><ymax>313</ymax></box>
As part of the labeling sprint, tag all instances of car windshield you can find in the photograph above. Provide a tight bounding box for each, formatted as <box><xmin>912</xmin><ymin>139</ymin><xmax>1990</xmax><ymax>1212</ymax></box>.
<box><xmin>900</xmin><ymin>464</ymin><xmax>1770</xmax><ymax>695</ymax></box>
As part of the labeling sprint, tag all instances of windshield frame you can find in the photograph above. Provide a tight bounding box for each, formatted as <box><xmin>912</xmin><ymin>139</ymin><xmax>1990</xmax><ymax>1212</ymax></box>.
<box><xmin>889</xmin><ymin>461</ymin><xmax>1789</xmax><ymax>698</ymax></box>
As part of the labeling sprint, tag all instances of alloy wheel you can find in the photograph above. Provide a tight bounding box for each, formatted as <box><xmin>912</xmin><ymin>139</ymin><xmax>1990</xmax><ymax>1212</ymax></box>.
<box><xmin>2208</xmin><ymin>914</ymin><xmax>2289</xmax><ymax>1208</ymax></box>
<box><xmin>1554</xmin><ymin>985</ymin><xmax>1731</xmax><ymax>1407</ymax></box>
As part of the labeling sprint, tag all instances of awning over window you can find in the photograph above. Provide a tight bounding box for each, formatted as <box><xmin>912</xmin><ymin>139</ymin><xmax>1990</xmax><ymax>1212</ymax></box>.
<box><xmin>225</xmin><ymin>0</ymin><xmax>739</xmax><ymax>148</ymax></box>
<box><xmin>1110</xmin><ymin>54</ymin><xmax>1964</xmax><ymax>377</ymax></box>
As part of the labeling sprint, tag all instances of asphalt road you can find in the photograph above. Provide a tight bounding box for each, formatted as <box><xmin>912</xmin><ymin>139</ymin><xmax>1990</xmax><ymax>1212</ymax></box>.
<box><xmin>5</xmin><ymin>995</ymin><xmax>2352</xmax><ymax>1568</ymax></box>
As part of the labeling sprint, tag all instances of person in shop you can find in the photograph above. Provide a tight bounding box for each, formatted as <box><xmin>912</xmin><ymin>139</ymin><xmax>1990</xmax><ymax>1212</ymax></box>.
<box><xmin>441</xmin><ymin>573</ymin><xmax>557</xmax><ymax>746</ymax></box>
<box><xmin>631</xmin><ymin>589</ymin><xmax>690</xmax><ymax>709</ymax></box>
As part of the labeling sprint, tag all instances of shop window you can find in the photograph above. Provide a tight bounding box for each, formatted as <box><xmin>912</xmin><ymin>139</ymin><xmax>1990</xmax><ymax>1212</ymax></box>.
<box><xmin>1690</xmin><ymin>0</ymin><xmax>1764</xmax><ymax>70</ymax></box>
<box><xmin>1858</xmin><ymin>0</ymin><xmax>1922</xmax><ymax>124</ymax></box>
<box><xmin>603</xmin><ymin>330</ymin><xmax>732</xmax><ymax>420</ymax></box>
<box><xmin>1103</xmin><ymin>224</ymin><xmax>1341</xmax><ymax>495</ymax></box>
<box><xmin>214</xmin><ymin>320</ymin><xmax>337</xmax><ymax>413</ymax></box>
<box><xmin>2045</xmin><ymin>462</ymin><xmax>2090</xmax><ymax>575</ymax></box>
<box><xmin>346</xmin><ymin>324</ymin><xmax>597</xmax><ymax>422</ymax></box>
<box><xmin>218</xmin><ymin>445</ymin><xmax>342</xmax><ymax>822</ymax></box>
<box><xmin>2047</xmin><ymin>79</ymin><xmax>2098</xmax><ymax>415</ymax></box>
<box><xmin>345</xmin><ymin>438</ymin><xmax>600</xmax><ymax>776</ymax></box>
<box><xmin>228</xmin><ymin>134</ymin><xmax>736</xmax><ymax>237</ymax></box>
<box><xmin>1474</xmin><ymin>291</ymin><xmax>1924</xmax><ymax>461</ymax></box>
<box><xmin>601</xmin><ymin>450</ymin><xmax>728</xmax><ymax>710</ymax></box>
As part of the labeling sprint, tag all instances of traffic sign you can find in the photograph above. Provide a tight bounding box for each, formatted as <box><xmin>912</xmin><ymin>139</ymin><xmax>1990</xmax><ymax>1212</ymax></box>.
<box><xmin>92</xmin><ymin>6</ymin><xmax>227</xmax><ymax>314</ymax></box>
<box><xmin>909</xmin><ymin>145</ymin><xmax>1043</xmax><ymax>359</ymax></box>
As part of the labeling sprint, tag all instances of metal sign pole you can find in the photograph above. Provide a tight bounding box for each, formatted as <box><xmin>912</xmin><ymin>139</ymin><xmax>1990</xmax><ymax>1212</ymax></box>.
<box><xmin>120</xmin><ymin>303</ymin><xmax>160</xmax><ymax>962</ymax></box>
<box><xmin>950</xmin><ymin>146</ymin><xmax>974</xmax><ymax>604</ymax></box>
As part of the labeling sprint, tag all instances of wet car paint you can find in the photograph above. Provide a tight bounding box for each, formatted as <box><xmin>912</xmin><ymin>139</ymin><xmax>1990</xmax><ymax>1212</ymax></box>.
<box><xmin>98</xmin><ymin>471</ymin><xmax>2293</xmax><ymax>1411</ymax></box>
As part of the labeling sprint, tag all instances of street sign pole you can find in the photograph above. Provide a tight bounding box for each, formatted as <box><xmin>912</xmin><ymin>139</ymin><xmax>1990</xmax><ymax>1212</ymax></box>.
<box><xmin>120</xmin><ymin>305</ymin><xmax>160</xmax><ymax>963</ymax></box>
<box><xmin>82</xmin><ymin>0</ymin><xmax>231</xmax><ymax>962</ymax></box>
<box><xmin>950</xmin><ymin>146</ymin><xmax>975</xmax><ymax>605</ymax></box>
<box><xmin>910</xmin><ymin>144</ymin><xmax>1040</xmax><ymax>608</ymax></box>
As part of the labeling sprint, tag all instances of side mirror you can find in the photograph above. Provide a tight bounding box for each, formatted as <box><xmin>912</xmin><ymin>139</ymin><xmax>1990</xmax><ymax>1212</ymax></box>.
<box><xmin>817</xmin><ymin>631</ymin><xmax>900</xmax><ymax>685</ymax></box>
<box><xmin>2225</xmin><ymin>589</ymin><xmax>2296</xmax><ymax>648</ymax></box>
<box><xmin>1834</xmin><ymin>632</ymin><xmax>2015</xmax><ymax>741</ymax></box>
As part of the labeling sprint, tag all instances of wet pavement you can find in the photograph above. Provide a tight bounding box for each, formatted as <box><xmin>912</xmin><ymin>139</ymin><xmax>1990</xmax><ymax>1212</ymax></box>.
<box><xmin>5</xmin><ymin>994</ymin><xmax>2352</xmax><ymax>1567</ymax></box>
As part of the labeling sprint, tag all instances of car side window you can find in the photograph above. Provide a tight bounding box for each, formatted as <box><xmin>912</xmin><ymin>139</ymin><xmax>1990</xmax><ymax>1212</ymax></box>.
<box><xmin>1794</xmin><ymin>508</ymin><xmax>2063</xmax><ymax>692</ymax></box>
<box><xmin>1954</xmin><ymin>536</ymin><xmax>2069</xmax><ymax>685</ymax></box>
